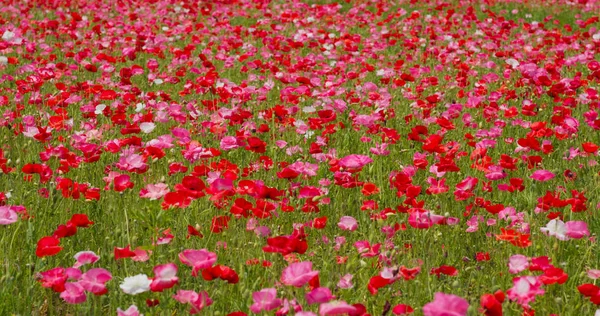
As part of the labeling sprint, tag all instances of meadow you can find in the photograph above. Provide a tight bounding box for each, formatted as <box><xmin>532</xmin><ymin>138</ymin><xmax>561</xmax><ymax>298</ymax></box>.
<box><xmin>1</xmin><ymin>0</ymin><xmax>600</xmax><ymax>315</ymax></box>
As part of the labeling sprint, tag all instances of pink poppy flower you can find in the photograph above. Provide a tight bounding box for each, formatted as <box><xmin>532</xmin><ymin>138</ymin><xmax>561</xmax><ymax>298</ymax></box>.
<box><xmin>117</xmin><ymin>305</ymin><xmax>141</xmax><ymax>316</ymax></box>
<box><xmin>281</xmin><ymin>261</ymin><xmax>319</xmax><ymax>287</ymax></box>
<box><xmin>506</xmin><ymin>276</ymin><xmax>545</xmax><ymax>307</ymax></box>
<box><xmin>116</xmin><ymin>153</ymin><xmax>148</xmax><ymax>173</ymax></box>
<box><xmin>173</xmin><ymin>290</ymin><xmax>213</xmax><ymax>314</ymax></box>
<box><xmin>65</xmin><ymin>268</ymin><xmax>82</xmax><ymax>281</ymax></box>
<box><xmin>565</xmin><ymin>221</ymin><xmax>590</xmax><ymax>239</ymax></box>
<box><xmin>178</xmin><ymin>249</ymin><xmax>217</xmax><ymax>275</ymax></box>
<box><xmin>79</xmin><ymin>268</ymin><xmax>112</xmax><ymax>295</ymax></box>
<box><xmin>485</xmin><ymin>165</ymin><xmax>507</xmax><ymax>180</ymax></box>
<box><xmin>306</xmin><ymin>287</ymin><xmax>335</xmax><ymax>304</ymax></box>
<box><xmin>173</xmin><ymin>289</ymin><xmax>200</xmax><ymax>304</ymax></box>
<box><xmin>530</xmin><ymin>170</ymin><xmax>555</xmax><ymax>182</ymax></box>
<box><xmin>318</xmin><ymin>300</ymin><xmax>357</xmax><ymax>315</ymax></box>
<box><xmin>338</xmin><ymin>216</ymin><xmax>358</xmax><ymax>231</ymax></box>
<box><xmin>140</xmin><ymin>183</ymin><xmax>170</xmax><ymax>200</ymax></box>
<box><xmin>337</xmin><ymin>274</ymin><xmax>354</xmax><ymax>289</ymax></box>
<box><xmin>587</xmin><ymin>269</ymin><xmax>600</xmax><ymax>280</ymax></box>
<box><xmin>150</xmin><ymin>263</ymin><xmax>178</xmax><ymax>292</ymax></box>
<box><xmin>60</xmin><ymin>282</ymin><xmax>86</xmax><ymax>304</ymax></box>
<box><xmin>338</xmin><ymin>154</ymin><xmax>373</xmax><ymax>169</ymax></box>
<box><xmin>250</xmin><ymin>288</ymin><xmax>282</xmax><ymax>313</ymax></box>
<box><xmin>131</xmin><ymin>247</ymin><xmax>151</xmax><ymax>262</ymax></box>
<box><xmin>0</xmin><ymin>206</ymin><xmax>18</xmax><ymax>225</ymax></box>
<box><xmin>422</xmin><ymin>292</ymin><xmax>469</xmax><ymax>316</ymax></box>
<box><xmin>408</xmin><ymin>212</ymin><xmax>437</xmax><ymax>229</ymax></box>
<box><xmin>220</xmin><ymin>136</ymin><xmax>242</xmax><ymax>150</ymax></box>
<box><xmin>508</xmin><ymin>255</ymin><xmax>530</xmax><ymax>274</ymax></box>
<box><xmin>73</xmin><ymin>251</ymin><xmax>100</xmax><ymax>268</ymax></box>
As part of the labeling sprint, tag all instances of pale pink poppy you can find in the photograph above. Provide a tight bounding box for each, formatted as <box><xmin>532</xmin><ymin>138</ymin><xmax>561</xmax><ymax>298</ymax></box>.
<box><xmin>173</xmin><ymin>290</ymin><xmax>213</xmax><ymax>313</ymax></box>
<box><xmin>0</xmin><ymin>206</ymin><xmax>17</xmax><ymax>225</ymax></box>
<box><xmin>446</xmin><ymin>217</ymin><xmax>460</xmax><ymax>225</ymax></box>
<box><xmin>508</xmin><ymin>255</ymin><xmax>530</xmax><ymax>274</ymax></box>
<box><xmin>173</xmin><ymin>289</ymin><xmax>200</xmax><ymax>304</ymax></box>
<box><xmin>139</xmin><ymin>122</ymin><xmax>155</xmax><ymax>134</ymax></box>
<box><xmin>250</xmin><ymin>288</ymin><xmax>282</xmax><ymax>313</ymax></box>
<box><xmin>117</xmin><ymin>305</ymin><xmax>141</xmax><ymax>316</ymax></box>
<box><xmin>306</xmin><ymin>287</ymin><xmax>335</xmax><ymax>304</ymax></box>
<box><xmin>506</xmin><ymin>276</ymin><xmax>545</xmax><ymax>307</ymax></box>
<box><xmin>338</xmin><ymin>216</ymin><xmax>358</xmax><ymax>231</ymax></box>
<box><xmin>281</xmin><ymin>261</ymin><xmax>319</xmax><ymax>287</ymax></box>
<box><xmin>530</xmin><ymin>170</ymin><xmax>555</xmax><ymax>182</ymax></box>
<box><xmin>337</xmin><ymin>274</ymin><xmax>354</xmax><ymax>289</ymax></box>
<box><xmin>587</xmin><ymin>269</ymin><xmax>600</xmax><ymax>279</ymax></box>
<box><xmin>318</xmin><ymin>300</ymin><xmax>357</xmax><ymax>315</ymax></box>
<box><xmin>370</xmin><ymin>143</ymin><xmax>390</xmax><ymax>156</ymax></box>
<box><xmin>150</xmin><ymin>263</ymin><xmax>178</xmax><ymax>292</ymax></box>
<box><xmin>116</xmin><ymin>153</ymin><xmax>148</xmax><ymax>173</ymax></box>
<box><xmin>422</xmin><ymin>292</ymin><xmax>469</xmax><ymax>316</ymax></box>
<box><xmin>73</xmin><ymin>251</ymin><xmax>100</xmax><ymax>268</ymax></box>
<box><xmin>540</xmin><ymin>219</ymin><xmax>568</xmax><ymax>241</ymax></box>
<box><xmin>60</xmin><ymin>282</ymin><xmax>86</xmax><ymax>304</ymax></box>
<box><xmin>140</xmin><ymin>183</ymin><xmax>170</xmax><ymax>200</ymax></box>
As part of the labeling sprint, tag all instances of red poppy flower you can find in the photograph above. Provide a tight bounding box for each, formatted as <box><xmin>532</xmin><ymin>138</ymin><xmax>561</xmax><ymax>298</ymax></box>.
<box><xmin>36</xmin><ymin>236</ymin><xmax>63</xmax><ymax>257</ymax></box>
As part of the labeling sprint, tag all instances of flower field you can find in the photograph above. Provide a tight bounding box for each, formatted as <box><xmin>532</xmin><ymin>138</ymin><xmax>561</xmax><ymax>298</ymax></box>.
<box><xmin>1</xmin><ymin>0</ymin><xmax>600</xmax><ymax>315</ymax></box>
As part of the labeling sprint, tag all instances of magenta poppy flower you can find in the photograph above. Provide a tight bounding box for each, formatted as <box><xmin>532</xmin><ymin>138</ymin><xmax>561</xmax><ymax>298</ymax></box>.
<box><xmin>565</xmin><ymin>221</ymin><xmax>590</xmax><ymax>239</ymax></box>
<box><xmin>530</xmin><ymin>170</ymin><xmax>555</xmax><ymax>182</ymax></box>
<box><xmin>338</xmin><ymin>154</ymin><xmax>373</xmax><ymax>169</ymax></box>
<box><xmin>306</xmin><ymin>287</ymin><xmax>334</xmax><ymax>304</ymax></box>
<box><xmin>38</xmin><ymin>267</ymin><xmax>68</xmax><ymax>292</ymax></box>
<box><xmin>113</xmin><ymin>174</ymin><xmax>134</xmax><ymax>192</ymax></box>
<box><xmin>422</xmin><ymin>292</ymin><xmax>469</xmax><ymax>316</ymax></box>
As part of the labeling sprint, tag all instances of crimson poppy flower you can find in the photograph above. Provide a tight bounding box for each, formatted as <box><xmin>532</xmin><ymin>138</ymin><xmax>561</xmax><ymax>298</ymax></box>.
<box><xmin>36</xmin><ymin>236</ymin><xmax>63</xmax><ymax>257</ymax></box>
